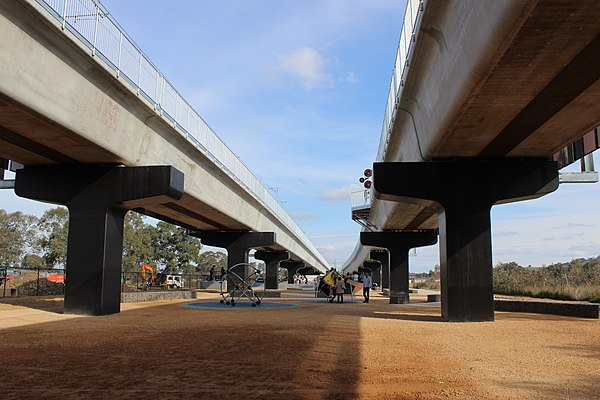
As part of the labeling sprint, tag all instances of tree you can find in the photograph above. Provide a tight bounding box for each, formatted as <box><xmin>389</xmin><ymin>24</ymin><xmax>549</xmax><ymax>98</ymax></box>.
<box><xmin>122</xmin><ymin>211</ymin><xmax>157</xmax><ymax>273</ymax></box>
<box><xmin>493</xmin><ymin>261</ymin><xmax>531</xmax><ymax>294</ymax></box>
<box><xmin>153</xmin><ymin>221</ymin><xmax>202</xmax><ymax>273</ymax></box>
<box><xmin>22</xmin><ymin>254</ymin><xmax>47</xmax><ymax>269</ymax></box>
<box><xmin>196</xmin><ymin>251</ymin><xmax>227</xmax><ymax>275</ymax></box>
<box><xmin>38</xmin><ymin>207</ymin><xmax>69</xmax><ymax>268</ymax></box>
<box><xmin>0</xmin><ymin>209</ymin><xmax>39</xmax><ymax>267</ymax></box>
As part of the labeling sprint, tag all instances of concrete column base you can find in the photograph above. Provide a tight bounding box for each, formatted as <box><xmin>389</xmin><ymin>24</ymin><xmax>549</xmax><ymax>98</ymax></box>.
<box><xmin>390</xmin><ymin>294</ymin><xmax>410</xmax><ymax>304</ymax></box>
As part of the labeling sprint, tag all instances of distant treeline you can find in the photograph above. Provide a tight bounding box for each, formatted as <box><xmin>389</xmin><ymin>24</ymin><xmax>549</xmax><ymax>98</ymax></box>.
<box><xmin>0</xmin><ymin>207</ymin><xmax>227</xmax><ymax>275</ymax></box>
<box><xmin>494</xmin><ymin>258</ymin><xmax>600</xmax><ymax>303</ymax></box>
<box><xmin>414</xmin><ymin>258</ymin><xmax>600</xmax><ymax>303</ymax></box>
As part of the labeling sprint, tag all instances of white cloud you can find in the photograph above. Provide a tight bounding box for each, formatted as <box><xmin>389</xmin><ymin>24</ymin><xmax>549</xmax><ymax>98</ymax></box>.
<box><xmin>277</xmin><ymin>47</ymin><xmax>333</xmax><ymax>89</ymax></box>
<box><xmin>561</xmin><ymin>222</ymin><xmax>595</xmax><ymax>228</ymax></box>
<box><xmin>318</xmin><ymin>184</ymin><xmax>362</xmax><ymax>202</ymax></box>
<box><xmin>494</xmin><ymin>230</ymin><xmax>518</xmax><ymax>237</ymax></box>
<box><xmin>344</xmin><ymin>71</ymin><xmax>359</xmax><ymax>83</ymax></box>
<box><xmin>318</xmin><ymin>245</ymin><xmax>337</xmax><ymax>252</ymax></box>
<box><xmin>290</xmin><ymin>212</ymin><xmax>317</xmax><ymax>221</ymax></box>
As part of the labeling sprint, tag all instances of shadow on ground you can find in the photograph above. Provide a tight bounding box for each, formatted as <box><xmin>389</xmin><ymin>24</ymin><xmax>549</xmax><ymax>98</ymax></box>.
<box><xmin>0</xmin><ymin>295</ymin><xmax>64</xmax><ymax>313</ymax></box>
<box><xmin>0</xmin><ymin>297</ymin><xmax>363</xmax><ymax>400</ymax></box>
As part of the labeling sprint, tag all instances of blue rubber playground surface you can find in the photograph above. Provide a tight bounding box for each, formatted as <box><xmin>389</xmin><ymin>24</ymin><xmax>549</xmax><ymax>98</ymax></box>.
<box><xmin>183</xmin><ymin>301</ymin><xmax>299</xmax><ymax>309</ymax></box>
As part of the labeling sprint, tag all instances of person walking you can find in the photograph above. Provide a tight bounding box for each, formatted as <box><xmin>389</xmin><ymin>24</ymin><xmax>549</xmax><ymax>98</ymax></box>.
<box><xmin>335</xmin><ymin>276</ymin><xmax>345</xmax><ymax>303</ymax></box>
<box><xmin>362</xmin><ymin>271</ymin><xmax>372</xmax><ymax>303</ymax></box>
<box><xmin>209</xmin><ymin>265</ymin><xmax>216</xmax><ymax>281</ymax></box>
<box><xmin>220</xmin><ymin>266</ymin><xmax>226</xmax><ymax>281</ymax></box>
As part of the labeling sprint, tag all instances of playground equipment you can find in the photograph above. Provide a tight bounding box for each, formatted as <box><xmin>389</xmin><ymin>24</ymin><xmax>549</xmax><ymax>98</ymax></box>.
<box><xmin>219</xmin><ymin>263</ymin><xmax>265</xmax><ymax>307</ymax></box>
<box><xmin>314</xmin><ymin>270</ymin><xmax>362</xmax><ymax>302</ymax></box>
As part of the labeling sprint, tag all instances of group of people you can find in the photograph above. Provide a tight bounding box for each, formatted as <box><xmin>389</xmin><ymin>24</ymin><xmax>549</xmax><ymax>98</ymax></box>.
<box><xmin>293</xmin><ymin>274</ymin><xmax>309</xmax><ymax>284</ymax></box>
<box><xmin>324</xmin><ymin>269</ymin><xmax>372</xmax><ymax>304</ymax></box>
<box><xmin>208</xmin><ymin>265</ymin><xmax>226</xmax><ymax>281</ymax></box>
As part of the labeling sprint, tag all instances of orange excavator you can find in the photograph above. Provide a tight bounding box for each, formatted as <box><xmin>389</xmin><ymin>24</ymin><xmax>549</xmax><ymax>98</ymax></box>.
<box><xmin>141</xmin><ymin>263</ymin><xmax>154</xmax><ymax>290</ymax></box>
<box><xmin>140</xmin><ymin>264</ymin><xmax>184</xmax><ymax>290</ymax></box>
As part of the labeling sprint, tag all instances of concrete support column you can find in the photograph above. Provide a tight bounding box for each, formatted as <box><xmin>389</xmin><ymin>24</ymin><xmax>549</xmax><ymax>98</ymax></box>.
<box><xmin>373</xmin><ymin>159</ymin><xmax>558</xmax><ymax>321</ymax></box>
<box><xmin>254</xmin><ymin>250</ymin><xmax>290</xmax><ymax>290</ymax></box>
<box><xmin>362</xmin><ymin>231</ymin><xmax>437</xmax><ymax>304</ymax></box>
<box><xmin>370</xmin><ymin>250</ymin><xmax>390</xmax><ymax>291</ymax></box>
<box><xmin>0</xmin><ymin>158</ymin><xmax>7</xmax><ymax>179</ymax></box>
<box><xmin>15</xmin><ymin>165</ymin><xmax>184</xmax><ymax>315</ymax></box>
<box><xmin>190</xmin><ymin>231</ymin><xmax>276</xmax><ymax>280</ymax></box>
<box><xmin>363</xmin><ymin>259</ymin><xmax>382</xmax><ymax>287</ymax></box>
<box><xmin>281</xmin><ymin>260</ymin><xmax>305</xmax><ymax>284</ymax></box>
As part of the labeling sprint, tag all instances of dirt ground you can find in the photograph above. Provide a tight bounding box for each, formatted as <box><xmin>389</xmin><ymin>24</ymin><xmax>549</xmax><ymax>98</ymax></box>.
<box><xmin>0</xmin><ymin>291</ymin><xmax>598</xmax><ymax>400</ymax></box>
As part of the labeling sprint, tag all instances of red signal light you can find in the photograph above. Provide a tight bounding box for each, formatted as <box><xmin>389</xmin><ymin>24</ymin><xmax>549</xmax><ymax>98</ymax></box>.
<box><xmin>364</xmin><ymin>180</ymin><xmax>372</xmax><ymax>189</ymax></box>
<box><xmin>364</xmin><ymin>168</ymin><xmax>372</xmax><ymax>178</ymax></box>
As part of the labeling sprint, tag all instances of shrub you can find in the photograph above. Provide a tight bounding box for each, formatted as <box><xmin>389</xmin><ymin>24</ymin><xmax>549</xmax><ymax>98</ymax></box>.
<box><xmin>532</xmin><ymin>290</ymin><xmax>574</xmax><ymax>301</ymax></box>
<box><xmin>588</xmin><ymin>296</ymin><xmax>600</xmax><ymax>304</ymax></box>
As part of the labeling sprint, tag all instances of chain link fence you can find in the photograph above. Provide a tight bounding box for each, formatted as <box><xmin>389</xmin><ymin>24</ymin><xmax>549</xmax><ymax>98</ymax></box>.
<box><xmin>121</xmin><ymin>271</ymin><xmax>221</xmax><ymax>292</ymax></box>
<box><xmin>1</xmin><ymin>267</ymin><xmax>224</xmax><ymax>298</ymax></box>
<box><xmin>1</xmin><ymin>266</ymin><xmax>66</xmax><ymax>297</ymax></box>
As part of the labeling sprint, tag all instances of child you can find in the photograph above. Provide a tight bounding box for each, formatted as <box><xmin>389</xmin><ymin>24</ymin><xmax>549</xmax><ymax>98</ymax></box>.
<box><xmin>328</xmin><ymin>282</ymin><xmax>335</xmax><ymax>303</ymax></box>
<box><xmin>335</xmin><ymin>276</ymin><xmax>345</xmax><ymax>303</ymax></box>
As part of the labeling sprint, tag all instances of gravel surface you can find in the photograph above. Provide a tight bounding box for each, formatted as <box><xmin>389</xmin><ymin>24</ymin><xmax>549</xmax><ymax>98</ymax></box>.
<box><xmin>0</xmin><ymin>292</ymin><xmax>598</xmax><ymax>399</ymax></box>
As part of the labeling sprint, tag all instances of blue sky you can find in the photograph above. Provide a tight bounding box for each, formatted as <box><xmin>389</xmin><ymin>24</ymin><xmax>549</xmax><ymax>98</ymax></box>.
<box><xmin>1</xmin><ymin>1</ymin><xmax>600</xmax><ymax>271</ymax></box>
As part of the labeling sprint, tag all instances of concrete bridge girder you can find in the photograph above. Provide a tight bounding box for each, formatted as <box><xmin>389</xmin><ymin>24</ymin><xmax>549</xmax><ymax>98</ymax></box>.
<box><xmin>0</xmin><ymin>0</ymin><xmax>329</xmax><ymax>274</ymax></box>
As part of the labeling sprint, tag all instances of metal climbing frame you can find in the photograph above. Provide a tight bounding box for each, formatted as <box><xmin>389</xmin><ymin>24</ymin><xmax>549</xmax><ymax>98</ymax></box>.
<box><xmin>219</xmin><ymin>263</ymin><xmax>265</xmax><ymax>307</ymax></box>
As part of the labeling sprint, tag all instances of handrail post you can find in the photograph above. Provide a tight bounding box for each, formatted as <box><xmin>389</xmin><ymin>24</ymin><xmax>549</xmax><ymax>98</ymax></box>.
<box><xmin>91</xmin><ymin>3</ymin><xmax>99</xmax><ymax>57</ymax></box>
<box><xmin>117</xmin><ymin>31</ymin><xmax>122</xmax><ymax>77</ymax></box>
<box><xmin>136</xmin><ymin>51</ymin><xmax>142</xmax><ymax>95</ymax></box>
<box><xmin>61</xmin><ymin>0</ymin><xmax>68</xmax><ymax>30</ymax></box>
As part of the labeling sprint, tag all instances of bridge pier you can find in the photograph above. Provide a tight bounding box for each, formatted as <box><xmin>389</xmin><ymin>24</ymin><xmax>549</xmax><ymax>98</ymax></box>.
<box><xmin>373</xmin><ymin>159</ymin><xmax>558</xmax><ymax>321</ymax></box>
<box><xmin>281</xmin><ymin>260</ymin><xmax>305</xmax><ymax>284</ymax></box>
<box><xmin>370</xmin><ymin>250</ymin><xmax>389</xmax><ymax>292</ymax></box>
<box><xmin>361</xmin><ymin>260</ymin><xmax>382</xmax><ymax>288</ymax></box>
<box><xmin>190</xmin><ymin>231</ymin><xmax>276</xmax><ymax>280</ymax></box>
<box><xmin>254</xmin><ymin>250</ymin><xmax>290</xmax><ymax>289</ymax></box>
<box><xmin>0</xmin><ymin>158</ymin><xmax>7</xmax><ymax>179</ymax></box>
<box><xmin>15</xmin><ymin>165</ymin><xmax>184</xmax><ymax>316</ymax></box>
<box><xmin>362</xmin><ymin>231</ymin><xmax>437</xmax><ymax>304</ymax></box>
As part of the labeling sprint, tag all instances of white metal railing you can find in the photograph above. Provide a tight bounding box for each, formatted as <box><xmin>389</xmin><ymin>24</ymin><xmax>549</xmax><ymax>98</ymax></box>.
<box><xmin>33</xmin><ymin>0</ymin><xmax>329</xmax><ymax>269</ymax></box>
<box><xmin>350</xmin><ymin>190</ymin><xmax>371</xmax><ymax>209</ymax></box>
<box><xmin>376</xmin><ymin>0</ymin><xmax>425</xmax><ymax>162</ymax></box>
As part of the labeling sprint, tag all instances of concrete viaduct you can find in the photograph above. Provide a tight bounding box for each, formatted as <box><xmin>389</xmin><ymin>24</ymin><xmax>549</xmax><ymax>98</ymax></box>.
<box><xmin>343</xmin><ymin>0</ymin><xmax>600</xmax><ymax>321</ymax></box>
<box><xmin>0</xmin><ymin>0</ymin><xmax>328</xmax><ymax>315</ymax></box>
